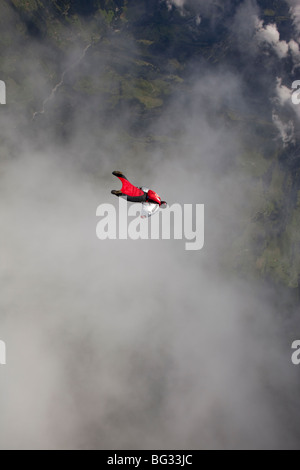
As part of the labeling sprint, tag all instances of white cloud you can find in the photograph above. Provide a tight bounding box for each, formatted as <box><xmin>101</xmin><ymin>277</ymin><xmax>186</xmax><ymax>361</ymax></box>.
<box><xmin>289</xmin><ymin>39</ymin><xmax>300</xmax><ymax>70</ymax></box>
<box><xmin>286</xmin><ymin>0</ymin><xmax>300</xmax><ymax>38</ymax></box>
<box><xmin>271</xmin><ymin>78</ymin><xmax>300</xmax><ymax>145</ymax></box>
<box><xmin>195</xmin><ymin>14</ymin><xmax>201</xmax><ymax>25</ymax></box>
<box><xmin>254</xmin><ymin>19</ymin><xmax>300</xmax><ymax>68</ymax></box>
<box><xmin>275</xmin><ymin>78</ymin><xmax>293</xmax><ymax>106</ymax></box>
<box><xmin>166</xmin><ymin>0</ymin><xmax>186</xmax><ymax>10</ymax></box>
<box><xmin>272</xmin><ymin>112</ymin><xmax>295</xmax><ymax>146</ymax></box>
<box><xmin>255</xmin><ymin>19</ymin><xmax>289</xmax><ymax>58</ymax></box>
<box><xmin>272</xmin><ymin>78</ymin><xmax>300</xmax><ymax>146</ymax></box>
<box><xmin>289</xmin><ymin>39</ymin><xmax>300</xmax><ymax>55</ymax></box>
<box><xmin>164</xmin><ymin>0</ymin><xmax>234</xmax><ymax>18</ymax></box>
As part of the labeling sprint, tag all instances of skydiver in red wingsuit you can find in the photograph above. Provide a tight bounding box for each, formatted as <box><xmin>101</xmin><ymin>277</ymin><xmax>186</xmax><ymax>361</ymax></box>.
<box><xmin>111</xmin><ymin>171</ymin><xmax>167</xmax><ymax>209</ymax></box>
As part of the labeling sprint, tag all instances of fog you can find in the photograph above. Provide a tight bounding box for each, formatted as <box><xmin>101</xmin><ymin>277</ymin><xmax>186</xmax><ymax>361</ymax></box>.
<box><xmin>0</xmin><ymin>0</ymin><xmax>300</xmax><ymax>450</ymax></box>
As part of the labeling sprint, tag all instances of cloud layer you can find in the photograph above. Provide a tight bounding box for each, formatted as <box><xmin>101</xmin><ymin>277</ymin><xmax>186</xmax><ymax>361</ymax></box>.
<box><xmin>0</xmin><ymin>0</ymin><xmax>300</xmax><ymax>450</ymax></box>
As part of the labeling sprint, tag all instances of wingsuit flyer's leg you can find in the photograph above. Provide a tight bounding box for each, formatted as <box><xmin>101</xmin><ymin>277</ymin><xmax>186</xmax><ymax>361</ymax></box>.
<box><xmin>111</xmin><ymin>171</ymin><xmax>147</xmax><ymax>203</ymax></box>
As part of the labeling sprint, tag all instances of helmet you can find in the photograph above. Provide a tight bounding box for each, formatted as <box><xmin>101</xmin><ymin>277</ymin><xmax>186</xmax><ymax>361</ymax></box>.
<box><xmin>147</xmin><ymin>190</ymin><xmax>161</xmax><ymax>205</ymax></box>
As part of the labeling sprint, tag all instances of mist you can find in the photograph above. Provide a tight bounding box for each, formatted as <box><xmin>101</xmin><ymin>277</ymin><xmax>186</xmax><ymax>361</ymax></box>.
<box><xmin>0</xmin><ymin>0</ymin><xmax>300</xmax><ymax>450</ymax></box>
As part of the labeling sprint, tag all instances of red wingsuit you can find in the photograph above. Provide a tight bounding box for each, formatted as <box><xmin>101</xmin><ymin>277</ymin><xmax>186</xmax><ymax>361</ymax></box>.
<box><xmin>111</xmin><ymin>171</ymin><xmax>164</xmax><ymax>205</ymax></box>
